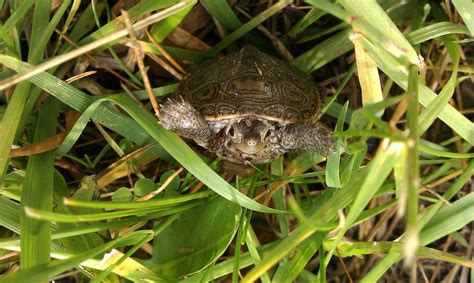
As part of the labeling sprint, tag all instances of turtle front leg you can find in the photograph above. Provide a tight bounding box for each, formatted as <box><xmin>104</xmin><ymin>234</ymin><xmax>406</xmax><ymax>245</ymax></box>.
<box><xmin>159</xmin><ymin>98</ymin><xmax>212</xmax><ymax>147</ymax></box>
<box><xmin>279</xmin><ymin>123</ymin><xmax>335</xmax><ymax>157</ymax></box>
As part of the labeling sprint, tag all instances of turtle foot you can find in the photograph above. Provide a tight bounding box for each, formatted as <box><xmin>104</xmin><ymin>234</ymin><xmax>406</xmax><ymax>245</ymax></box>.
<box><xmin>279</xmin><ymin>123</ymin><xmax>335</xmax><ymax>157</ymax></box>
<box><xmin>159</xmin><ymin>98</ymin><xmax>211</xmax><ymax>147</ymax></box>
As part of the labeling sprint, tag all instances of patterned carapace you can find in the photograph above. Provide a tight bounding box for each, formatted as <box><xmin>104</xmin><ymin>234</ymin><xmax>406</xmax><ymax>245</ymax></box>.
<box><xmin>178</xmin><ymin>46</ymin><xmax>320</xmax><ymax>124</ymax></box>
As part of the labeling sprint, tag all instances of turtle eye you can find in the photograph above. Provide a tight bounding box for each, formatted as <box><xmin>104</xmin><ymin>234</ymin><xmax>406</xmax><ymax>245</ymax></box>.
<box><xmin>228</xmin><ymin>125</ymin><xmax>240</xmax><ymax>141</ymax></box>
<box><xmin>264</xmin><ymin>130</ymin><xmax>272</xmax><ymax>139</ymax></box>
<box><xmin>261</xmin><ymin>128</ymin><xmax>272</xmax><ymax>141</ymax></box>
<box><xmin>228</xmin><ymin>126</ymin><xmax>235</xmax><ymax>137</ymax></box>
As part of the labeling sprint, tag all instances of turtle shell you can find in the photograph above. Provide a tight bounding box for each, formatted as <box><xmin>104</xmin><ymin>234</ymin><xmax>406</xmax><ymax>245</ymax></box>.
<box><xmin>178</xmin><ymin>46</ymin><xmax>321</xmax><ymax>124</ymax></box>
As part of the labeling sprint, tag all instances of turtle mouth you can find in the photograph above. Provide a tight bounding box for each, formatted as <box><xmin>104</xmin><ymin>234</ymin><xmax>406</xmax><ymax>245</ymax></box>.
<box><xmin>232</xmin><ymin>138</ymin><xmax>268</xmax><ymax>154</ymax></box>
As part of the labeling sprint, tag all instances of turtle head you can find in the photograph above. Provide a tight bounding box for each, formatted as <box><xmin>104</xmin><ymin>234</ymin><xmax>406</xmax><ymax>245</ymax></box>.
<box><xmin>226</xmin><ymin>119</ymin><xmax>274</xmax><ymax>154</ymax></box>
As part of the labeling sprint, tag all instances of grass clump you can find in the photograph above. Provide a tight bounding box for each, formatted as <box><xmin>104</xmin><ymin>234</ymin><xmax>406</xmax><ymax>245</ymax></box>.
<box><xmin>0</xmin><ymin>0</ymin><xmax>473</xmax><ymax>282</ymax></box>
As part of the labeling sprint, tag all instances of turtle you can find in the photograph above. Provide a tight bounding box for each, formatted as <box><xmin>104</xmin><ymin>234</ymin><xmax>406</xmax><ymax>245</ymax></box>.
<box><xmin>159</xmin><ymin>46</ymin><xmax>335</xmax><ymax>164</ymax></box>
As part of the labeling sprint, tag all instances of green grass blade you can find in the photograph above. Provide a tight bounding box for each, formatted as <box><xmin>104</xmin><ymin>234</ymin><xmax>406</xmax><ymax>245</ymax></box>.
<box><xmin>200</xmin><ymin>0</ymin><xmax>265</xmax><ymax>47</ymax></box>
<box><xmin>201</xmin><ymin>0</ymin><xmax>242</xmax><ymax>30</ymax></box>
<box><xmin>53</xmin><ymin>96</ymin><xmax>152</xmax><ymax>157</ymax></box>
<box><xmin>303</xmin><ymin>0</ymin><xmax>348</xmax><ymax>21</ymax></box>
<box><xmin>0</xmin><ymin>82</ymin><xmax>31</xmax><ymax>182</ymax></box>
<box><xmin>245</xmin><ymin>227</ymin><xmax>271</xmax><ymax>283</ymax></box>
<box><xmin>420</xmin><ymin>192</ymin><xmax>474</xmax><ymax>245</ymax></box>
<box><xmin>0</xmin><ymin>212</ymin><xmax>169</xmax><ymax>249</ymax></box>
<box><xmin>241</xmin><ymin>221</ymin><xmax>321</xmax><ymax>282</ymax></box>
<box><xmin>288</xmin><ymin>8</ymin><xmax>325</xmax><ymax>37</ymax></box>
<box><xmin>340</xmin><ymin>0</ymin><xmax>419</xmax><ymax>66</ymax></box>
<box><xmin>271</xmin><ymin>158</ymin><xmax>289</xmax><ymax>237</ymax></box>
<box><xmin>418</xmin><ymin>143</ymin><xmax>474</xmax><ymax>158</ymax></box>
<box><xmin>0</xmin><ymin>25</ymin><xmax>16</xmax><ymax>56</ymax></box>
<box><xmin>182</xmin><ymin>241</ymin><xmax>282</xmax><ymax>282</ymax></box>
<box><xmin>418</xmin><ymin>42</ymin><xmax>460</xmax><ymax>134</ymax></box>
<box><xmin>209</xmin><ymin>0</ymin><xmax>292</xmax><ymax>55</ymax></box>
<box><xmin>271</xmin><ymin>232</ymin><xmax>327</xmax><ymax>283</ymax></box>
<box><xmin>292</xmin><ymin>29</ymin><xmax>352</xmax><ymax>73</ymax></box>
<box><xmin>66</xmin><ymin>2</ymin><xmax>105</xmax><ymax>43</ymax></box>
<box><xmin>418</xmin><ymin>70</ymin><xmax>457</xmax><ymax>134</ymax></box>
<box><xmin>25</xmin><ymin>201</ymin><xmax>199</xmax><ymax>223</ymax></box>
<box><xmin>2</xmin><ymin>0</ymin><xmax>34</xmax><ymax>31</ymax></box>
<box><xmin>406</xmin><ymin>22</ymin><xmax>471</xmax><ymax>45</ymax></box>
<box><xmin>330</xmin><ymin>241</ymin><xmax>474</xmax><ymax>268</ymax></box>
<box><xmin>2</xmin><ymin>231</ymin><xmax>173</xmax><ymax>283</ymax></box>
<box><xmin>140</xmin><ymin>41</ymin><xmax>212</xmax><ymax>61</ymax></box>
<box><xmin>404</xmin><ymin>64</ymin><xmax>420</xmax><ymax>263</ymax></box>
<box><xmin>417</xmin><ymin>160</ymin><xmax>473</xmax><ymax>230</ymax></box>
<box><xmin>0</xmin><ymin>196</ymin><xmax>21</xmax><ymax>233</ymax></box>
<box><xmin>20</xmin><ymin>97</ymin><xmax>59</xmax><ymax>267</ymax></box>
<box><xmin>356</xmin><ymin>35</ymin><xmax>474</xmax><ymax>145</ymax></box>
<box><xmin>393</xmin><ymin>145</ymin><xmax>407</xmax><ymax>201</ymax></box>
<box><xmin>325</xmin><ymin>102</ymin><xmax>348</xmax><ymax>188</ymax></box>
<box><xmin>28</xmin><ymin>0</ymin><xmax>52</xmax><ymax>62</ymax></box>
<box><xmin>29</xmin><ymin>0</ymin><xmax>71</xmax><ymax>62</ymax></box>
<box><xmin>63</xmin><ymin>191</ymin><xmax>211</xmax><ymax>209</ymax></box>
<box><xmin>150</xmin><ymin>3</ymin><xmax>194</xmax><ymax>42</ymax></box>
<box><xmin>297</xmin><ymin>21</ymin><xmax>348</xmax><ymax>44</ymax></box>
<box><xmin>452</xmin><ymin>0</ymin><xmax>474</xmax><ymax>36</ymax></box>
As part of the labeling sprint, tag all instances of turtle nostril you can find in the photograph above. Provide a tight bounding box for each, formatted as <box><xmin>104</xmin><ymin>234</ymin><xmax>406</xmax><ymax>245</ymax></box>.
<box><xmin>247</xmin><ymin>140</ymin><xmax>257</xmax><ymax>146</ymax></box>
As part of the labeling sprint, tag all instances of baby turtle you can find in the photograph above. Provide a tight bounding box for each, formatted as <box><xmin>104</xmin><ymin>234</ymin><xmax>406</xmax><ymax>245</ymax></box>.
<box><xmin>159</xmin><ymin>46</ymin><xmax>335</xmax><ymax>164</ymax></box>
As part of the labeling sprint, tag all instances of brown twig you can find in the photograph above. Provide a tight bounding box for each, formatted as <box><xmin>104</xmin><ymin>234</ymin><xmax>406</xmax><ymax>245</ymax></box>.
<box><xmin>137</xmin><ymin>168</ymin><xmax>184</xmax><ymax>201</ymax></box>
<box><xmin>121</xmin><ymin>10</ymin><xmax>160</xmax><ymax>117</ymax></box>
<box><xmin>146</xmin><ymin>28</ymin><xmax>187</xmax><ymax>75</ymax></box>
